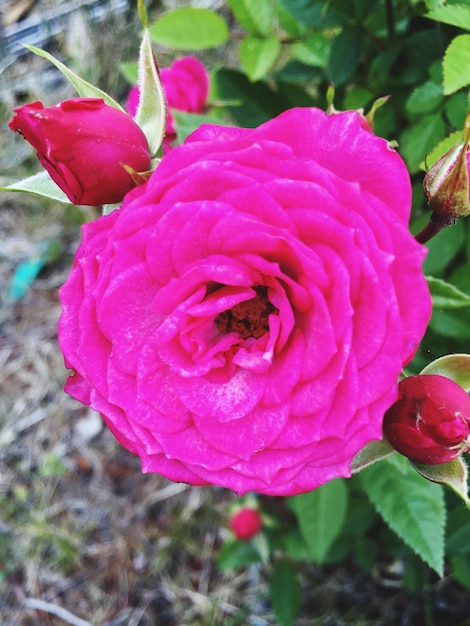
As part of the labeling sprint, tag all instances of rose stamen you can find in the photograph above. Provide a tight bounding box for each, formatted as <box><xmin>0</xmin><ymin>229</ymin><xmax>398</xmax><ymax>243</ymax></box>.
<box><xmin>215</xmin><ymin>286</ymin><xmax>279</xmax><ymax>340</ymax></box>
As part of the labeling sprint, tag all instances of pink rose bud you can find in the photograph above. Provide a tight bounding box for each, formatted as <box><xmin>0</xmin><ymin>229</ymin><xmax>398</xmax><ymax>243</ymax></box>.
<box><xmin>423</xmin><ymin>112</ymin><xmax>470</xmax><ymax>221</ymax></box>
<box><xmin>229</xmin><ymin>508</ymin><xmax>262</xmax><ymax>541</ymax></box>
<box><xmin>9</xmin><ymin>98</ymin><xmax>151</xmax><ymax>206</ymax></box>
<box><xmin>383</xmin><ymin>374</ymin><xmax>470</xmax><ymax>464</ymax></box>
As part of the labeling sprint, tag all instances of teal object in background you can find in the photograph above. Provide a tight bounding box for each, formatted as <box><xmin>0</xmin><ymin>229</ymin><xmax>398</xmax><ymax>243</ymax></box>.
<box><xmin>7</xmin><ymin>238</ymin><xmax>61</xmax><ymax>301</ymax></box>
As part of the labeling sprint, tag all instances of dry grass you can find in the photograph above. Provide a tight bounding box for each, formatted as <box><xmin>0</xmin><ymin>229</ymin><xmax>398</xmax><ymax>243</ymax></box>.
<box><xmin>0</xmin><ymin>198</ymin><xmax>270</xmax><ymax>626</ymax></box>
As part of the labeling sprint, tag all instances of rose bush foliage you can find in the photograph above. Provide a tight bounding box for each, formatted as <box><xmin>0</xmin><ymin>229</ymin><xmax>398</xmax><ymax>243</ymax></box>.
<box><xmin>9</xmin><ymin>98</ymin><xmax>151</xmax><ymax>205</ymax></box>
<box><xmin>58</xmin><ymin>107</ymin><xmax>431</xmax><ymax>495</ymax></box>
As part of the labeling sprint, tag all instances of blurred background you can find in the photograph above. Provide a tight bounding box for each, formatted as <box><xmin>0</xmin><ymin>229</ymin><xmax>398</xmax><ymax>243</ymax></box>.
<box><xmin>2</xmin><ymin>1</ymin><xmax>470</xmax><ymax>625</ymax></box>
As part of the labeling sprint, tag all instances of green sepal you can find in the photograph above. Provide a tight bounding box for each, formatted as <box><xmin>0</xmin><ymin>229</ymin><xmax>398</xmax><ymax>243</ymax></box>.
<box><xmin>134</xmin><ymin>27</ymin><xmax>167</xmax><ymax>157</ymax></box>
<box><xmin>0</xmin><ymin>172</ymin><xmax>70</xmax><ymax>203</ymax></box>
<box><xmin>412</xmin><ymin>458</ymin><xmax>470</xmax><ymax>509</ymax></box>
<box><xmin>23</xmin><ymin>44</ymin><xmax>123</xmax><ymax>110</ymax></box>
<box><xmin>420</xmin><ymin>353</ymin><xmax>470</xmax><ymax>392</ymax></box>
<box><xmin>350</xmin><ymin>439</ymin><xmax>396</xmax><ymax>474</ymax></box>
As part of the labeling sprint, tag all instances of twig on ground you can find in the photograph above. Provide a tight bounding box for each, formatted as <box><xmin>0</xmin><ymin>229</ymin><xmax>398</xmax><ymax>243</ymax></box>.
<box><xmin>23</xmin><ymin>597</ymin><xmax>92</xmax><ymax>626</ymax></box>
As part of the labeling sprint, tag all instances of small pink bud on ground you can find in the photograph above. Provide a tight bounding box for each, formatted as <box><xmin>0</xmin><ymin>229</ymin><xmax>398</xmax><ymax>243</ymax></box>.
<box><xmin>230</xmin><ymin>508</ymin><xmax>262</xmax><ymax>540</ymax></box>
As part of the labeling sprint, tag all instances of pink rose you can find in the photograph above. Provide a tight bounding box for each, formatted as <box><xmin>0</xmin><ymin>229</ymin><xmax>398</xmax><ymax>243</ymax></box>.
<box><xmin>384</xmin><ymin>375</ymin><xmax>470</xmax><ymax>464</ymax></box>
<box><xmin>58</xmin><ymin>107</ymin><xmax>431</xmax><ymax>496</ymax></box>
<box><xmin>230</xmin><ymin>508</ymin><xmax>263</xmax><ymax>540</ymax></box>
<box><xmin>126</xmin><ymin>56</ymin><xmax>209</xmax><ymax>145</ymax></box>
<box><xmin>9</xmin><ymin>98</ymin><xmax>151</xmax><ymax>206</ymax></box>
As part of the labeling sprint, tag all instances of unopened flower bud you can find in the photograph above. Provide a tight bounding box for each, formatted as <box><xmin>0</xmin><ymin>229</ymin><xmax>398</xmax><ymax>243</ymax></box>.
<box><xmin>229</xmin><ymin>508</ymin><xmax>262</xmax><ymax>540</ymax></box>
<box><xmin>383</xmin><ymin>374</ymin><xmax>470</xmax><ymax>464</ymax></box>
<box><xmin>423</xmin><ymin>113</ymin><xmax>470</xmax><ymax>221</ymax></box>
<box><xmin>9</xmin><ymin>98</ymin><xmax>151</xmax><ymax>205</ymax></box>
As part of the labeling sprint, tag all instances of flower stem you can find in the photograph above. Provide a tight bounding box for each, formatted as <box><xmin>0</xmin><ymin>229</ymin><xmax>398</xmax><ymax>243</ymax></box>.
<box><xmin>414</xmin><ymin>213</ymin><xmax>456</xmax><ymax>244</ymax></box>
<box><xmin>385</xmin><ymin>0</ymin><xmax>395</xmax><ymax>39</ymax></box>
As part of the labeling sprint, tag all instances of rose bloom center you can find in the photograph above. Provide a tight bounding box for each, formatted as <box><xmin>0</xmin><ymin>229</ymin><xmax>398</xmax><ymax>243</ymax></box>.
<box><xmin>215</xmin><ymin>286</ymin><xmax>279</xmax><ymax>341</ymax></box>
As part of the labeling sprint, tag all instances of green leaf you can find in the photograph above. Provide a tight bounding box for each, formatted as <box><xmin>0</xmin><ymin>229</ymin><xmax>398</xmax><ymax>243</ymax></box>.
<box><xmin>217</xmin><ymin>538</ymin><xmax>263</xmax><ymax>570</ymax></box>
<box><xmin>269</xmin><ymin>560</ymin><xmax>301</xmax><ymax>626</ymax></box>
<box><xmin>342</xmin><ymin>86</ymin><xmax>374</xmax><ymax>111</ymax></box>
<box><xmin>277</xmin><ymin>81</ymin><xmax>317</xmax><ymax>108</ymax></box>
<box><xmin>406</xmin><ymin>80</ymin><xmax>443</xmax><ymax>115</ymax></box>
<box><xmin>276</xmin><ymin>61</ymin><xmax>322</xmax><ymax>84</ymax></box>
<box><xmin>399</xmin><ymin>114</ymin><xmax>446</xmax><ymax>174</ymax></box>
<box><xmin>393</xmin><ymin>31</ymin><xmax>440</xmax><ymax>86</ymax></box>
<box><xmin>326</xmin><ymin>26</ymin><xmax>363</xmax><ymax>87</ymax></box>
<box><xmin>426</xmin><ymin>5</ymin><xmax>470</xmax><ymax>30</ymax></box>
<box><xmin>239</xmin><ymin>36</ymin><xmax>281</xmax><ymax>82</ymax></box>
<box><xmin>287</xmin><ymin>478</ymin><xmax>348</xmax><ymax>564</ymax></box>
<box><xmin>23</xmin><ymin>44</ymin><xmax>123</xmax><ymax>110</ymax></box>
<box><xmin>172</xmin><ymin>110</ymin><xmax>232</xmax><ymax>144</ymax></box>
<box><xmin>443</xmin><ymin>35</ymin><xmax>470</xmax><ymax>95</ymax></box>
<box><xmin>228</xmin><ymin>0</ymin><xmax>274</xmax><ymax>35</ymax></box>
<box><xmin>430</xmin><ymin>308</ymin><xmax>470</xmax><ymax>339</ymax></box>
<box><xmin>323</xmin><ymin>0</ymin><xmax>378</xmax><ymax>21</ymax></box>
<box><xmin>447</xmin><ymin>518</ymin><xmax>470</xmax><ymax>557</ymax></box>
<box><xmin>350</xmin><ymin>0</ymin><xmax>380</xmax><ymax>21</ymax></box>
<box><xmin>420</xmin><ymin>353</ymin><xmax>470</xmax><ymax>392</ymax></box>
<box><xmin>279</xmin><ymin>0</ymin><xmax>343</xmax><ymax>26</ymax></box>
<box><xmin>134</xmin><ymin>27</ymin><xmax>167</xmax><ymax>156</ymax></box>
<box><xmin>350</xmin><ymin>439</ymin><xmax>396</xmax><ymax>474</ymax></box>
<box><xmin>427</xmin><ymin>276</ymin><xmax>470</xmax><ymax>308</ymax></box>
<box><xmin>412</xmin><ymin>458</ymin><xmax>470</xmax><ymax>508</ymax></box>
<box><xmin>212</xmin><ymin>67</ymin><xmax>289</xmax><ymax>127</ymax></box>
<box><xmin>425</xmin><ymin>0</ymin><xmax>446</xmax><ymax>9</ymax></box>
<box><xmin>149</xmin><ymin>8</ymin><xmax>229</xmax><ymax>50</ymax></box>
<box><xmin>360</xmin><ymin>457</ymin><xmax>446</xmax><ymax>575</ymax></box>
<box><xmin>0</xmin><ymin>172</ymin><xmax>70</xmax><ymax>203</ymax></box>
<box><xmin>275</xmin><ymin>0</ymin><xmax>307</xmax><ymax>36</ymax></box>
<box><xmin>291</xmin><ymin>32</ymin><xmax>331</xmax><ymax>68</ymax></box>
<box><xmin>446</xmin><ymin>91</ymin><xmax>469</xmax><ymax>130</ymax></box>
<box><xmin>282</xmin><ymin>528</ymin><xmax>311</xmax><ymax>561</ymax></box>
<box><xmin>450</xmin><ymin>555</ymin><xmax>470</xmax><ymax>587</ymax></box>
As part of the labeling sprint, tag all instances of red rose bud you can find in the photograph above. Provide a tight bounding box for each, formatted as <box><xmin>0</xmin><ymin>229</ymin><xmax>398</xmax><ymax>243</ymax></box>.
<box><xmin>383</xmin><ymin>374</ymin><xmax>470</xmax><ymax>465</ymax></box>
<box><xmin>423</xmin><ymin>112</ymin><xmax>470</xmax><ymax>221</ymax></box>
<box><xmin>229</xmin><ymin>508</ymin><xmax>262</xmax><ymax>541</ymax></box>
<box><xmin>9</xmin><ymin>98</ymin><xmax>151</xmax><ymax>206</ymax></box>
